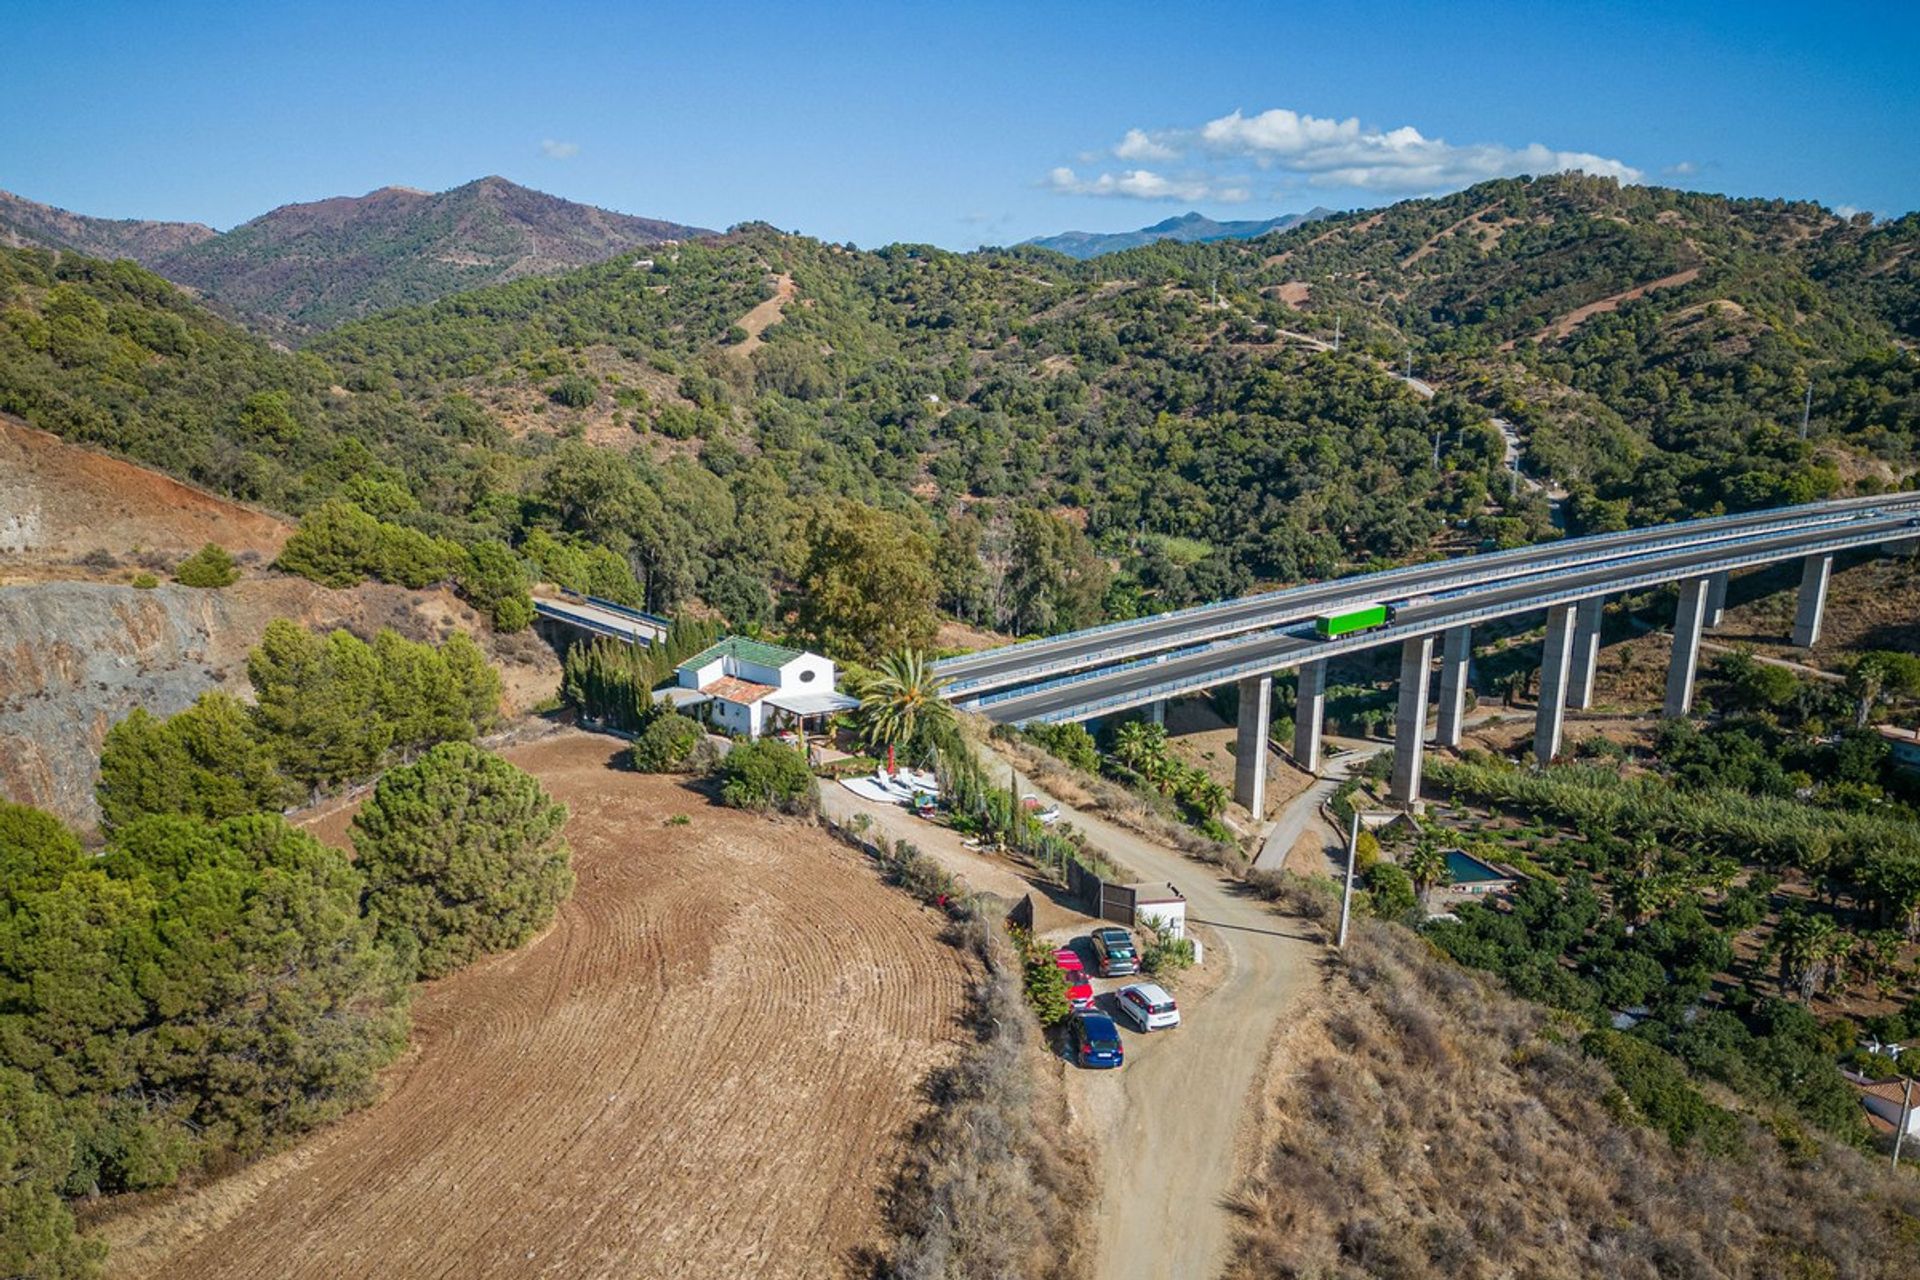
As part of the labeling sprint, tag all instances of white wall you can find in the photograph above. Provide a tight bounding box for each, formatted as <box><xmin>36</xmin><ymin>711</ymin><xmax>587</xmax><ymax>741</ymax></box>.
<box><xmin>779</xmin><ymin>652</ymin><xmax>836</xmax><ymax>692</ymax></box>
<box><xmin>1865</xmin><ymin>1090</ymin><xmax>1920</xmax><ymax>1136</ymax></box>
<box><xmin>1136</xmin><ymin>899</ymin><xmax>1186</xmax><ymax>939</ymax></box>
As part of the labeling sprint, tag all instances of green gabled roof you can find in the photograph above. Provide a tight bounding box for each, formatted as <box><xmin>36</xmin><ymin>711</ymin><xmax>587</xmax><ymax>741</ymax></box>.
<box><xmin>680</xmin><ymin>635</ymin><xmax>806</xmax><ymax>671</ymax></box>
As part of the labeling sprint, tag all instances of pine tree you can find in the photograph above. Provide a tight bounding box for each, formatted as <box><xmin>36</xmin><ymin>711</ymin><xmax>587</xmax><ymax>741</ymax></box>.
<box><xmin>352</xmin><ymin>743</ymin><xmax>572</xmax><ymax>979</ymax></box>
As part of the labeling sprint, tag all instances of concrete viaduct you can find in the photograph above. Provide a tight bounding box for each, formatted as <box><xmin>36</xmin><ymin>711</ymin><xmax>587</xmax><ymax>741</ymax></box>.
<box><xmin>937</xmin><ymin>494</ymin><xmax>1920</xmax><ymax>813</ymax></box>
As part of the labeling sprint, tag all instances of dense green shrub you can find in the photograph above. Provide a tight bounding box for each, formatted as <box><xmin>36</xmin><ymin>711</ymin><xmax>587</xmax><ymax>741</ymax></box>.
<box><xmin>97</xmin><ymin>694</ymin><xmax>292</xmax><ymax>830</ymax></box>
<box><xmin>1363</xmin><ymin>861</ymin><xmax>1418</xmax><ymax>920</ymax></box>
<box><xmin>1581</xmin><ymin>1029</ymin><xmax>1741</xmax><ymax>1154</ymax></box>
<box><xmin>0</xmin><ymin>1067</ymin><xmax>103</xmax><ymax>1279</ymax></box>
<box><xmin>274</xmin><ymin>499</ymin><xmax>464</xmax><ymax>590</ymax></box>
<box><xmin>245</xmin><ymin>619</ymin><xmax>500</xmax><ymax>794</ymax></box>
<box><xmin>1012</xmin><ymin>927</ymin><xmax>1071</xmax><ymax>1026</ymax></box>
<box><xmin>0</xmin><ymin>809</ymin><xmax>409</xmax><ymax>1200</ymax></box>
<box><xmin>712</xmin><ymin>739</ymin><xmax>818</xmax><ymax>814</ymax></box>
<box><xmin>630</xmin><ymin>712</ymin><xmax>705</xmax><ymax>772</ymax></box>
<box><xmin>548</xmin><ymin>374</ymin><xmax>597</xmax><ymax>408</ymax></box>
<box><xmin>352</xmin><ymin>742</ymin><xmax>573</xmax><ymax>979</ymax></box>
<box><xmin>458</xmin><ymin>540</ymin><xmax>533</xmax><ymax>632</ymax></box>
<box><xmin>1025</xmin><ymin>721</ymin><xmax>1099</xmax><ymax>772</ymax></box>
<box><xmin>173</xmin><ymin>542</ymin><xmax>239</xmax><ymax>587</ymax></box>
<box><xmin>130</xmin><ymin>572</ymin><xmax>158</xmax><ymax>589</ymax></box>
<box><xmin>1139</xmin><ymin>916</ymin><xmax>1195</xmax><ymax>976</ymax></box>
<box><xmin>562</xmin><ymin>636</ymin><xmax>657</xmax><ymax>732</ymax></box>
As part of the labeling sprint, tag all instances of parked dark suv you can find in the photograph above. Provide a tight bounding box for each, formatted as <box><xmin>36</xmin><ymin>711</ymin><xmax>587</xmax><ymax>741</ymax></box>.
<box><xmin>1091</xmin><ymin>926</ymin><xmax>1138</xmax><ymax>977</ymax></box>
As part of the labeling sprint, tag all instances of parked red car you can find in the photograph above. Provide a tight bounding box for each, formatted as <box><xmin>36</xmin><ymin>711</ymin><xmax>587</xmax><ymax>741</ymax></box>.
<box><xmin>1053</xmin><ymin>947</ymin><xmax>1084</xmax><ymax>974</ymax></box>
<box><xmin>1061</xmin><ymin>970</ymin><xmax>1095</xmax><ymax>1012</ymax></box>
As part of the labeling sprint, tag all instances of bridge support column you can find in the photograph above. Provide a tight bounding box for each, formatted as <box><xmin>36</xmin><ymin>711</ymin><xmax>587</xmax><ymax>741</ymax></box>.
<box><xmin>1233</xmin><ymin>674</ymin><xmax>1272</xmax><ymax>820</ymax></box>
<box><xmin>1292</xmin><ymin>661</ymin><xmax>1325</xmax><ymax>774</ymax></box>
<box><xmin>1434</xmin><ymin>626</ymin><xmax>1472</xmax><ymax>749</ymax></box>
<box><xmin>1568</xmin><ymin>596</ymin><xmax>1603</xmax><ymax>710</ymax></box>
<box><xmin>1390</xmin><ymin>635</ymin><xmax>1434</xmax><ymax>810</ymax></box>
<box><xmin>1664</xmin><ymin>577</ymin><xmax>1711</xmax><ymax>717</ymax></box>
<box><xmin>1535</xmin><ymin>604</ymin><xmax>1578</xmax><ymax>766</ymax></box>
<box><xmin>1704</xmin><ymin>572</ymin><xmax>1728</xmax><ymax>628</ymax></box>
<box><xmin>1791</xmin><ymin>554</ymin><xmax>1832</xmax><ymax>648</ymax></box>
<box><xmin>1145</xmin><ymin>699</ymin><xmax>1166</xmax><ymax>727</ymax></box>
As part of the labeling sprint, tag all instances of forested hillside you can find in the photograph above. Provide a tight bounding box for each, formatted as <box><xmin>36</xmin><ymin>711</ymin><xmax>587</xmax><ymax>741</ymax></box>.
<box><xmin>4</xmin><ymin>174</ymin><xmax>1917</xmax><ymax>654</ymax></box>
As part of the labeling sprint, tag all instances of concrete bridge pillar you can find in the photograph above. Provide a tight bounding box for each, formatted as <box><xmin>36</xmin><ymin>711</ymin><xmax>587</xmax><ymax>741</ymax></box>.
<box><xmin>1568</xmin><ymin>596</ymin><xmax>1603</xmax><ymax>710</ymax></box>
<box><xmin>1146</xmin><ymin>699</ymin><xmax>1166</xmax><ymax>727</ymax></box>
<box><xmin>1233</xmin><ymin>674</ymin><xmax>1272</xmax><ymax>820</ymax></box>
<box><xmin>1534</xmin><ymin>604</ymin><xmax>1578</xmax><ymax>766</ymax></box>
<box><xmin>1703</xmin><ymin>572</ymin><xmax>1728</xmax><ymax>628</ymax></box>
<box><xmin>1292</xmin><ymin>661</ymin><xmax>1325</xmax><ymax>774</ymax></box>
<box><xmin>1664</xmin><ymin>577</ymin><xmax>1712</xmax><ymax>717</ymax></box>
<box><xmin>1390</xmin><ymin>635</ymin><xmax>1434</xmax><ymax>810</ymax></box>
<box><xmin>1791</xmin><ymin>554</ymin><xmax>1833</xmax><ymax>648</ymax></box>
<box><xmin>1435</xmin><ymin>626</ymin><xmax>1472</xmax><ymax>749</ymax></box>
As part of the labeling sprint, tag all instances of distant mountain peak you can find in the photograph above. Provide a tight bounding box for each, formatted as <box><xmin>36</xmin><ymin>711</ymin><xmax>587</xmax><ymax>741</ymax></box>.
<box><xmin>0</xmin><ymin>187</ymin><xmax>217</xmax><ymax>261</ymax></box>
<box><xmin>1021</xmin><ymin>207</ymin><xmax>1334</xmax><ymax>259</ymax></box>
<box><xmin>152</xmin><ymin>178</ymin><xmax>711</xmax><ymax>334</ymax></box>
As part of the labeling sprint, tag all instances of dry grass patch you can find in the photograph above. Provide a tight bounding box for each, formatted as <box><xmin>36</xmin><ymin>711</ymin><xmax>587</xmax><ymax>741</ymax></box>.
<box><xmin>1224</xmin><ymin>920</ymin><xmax>1920</xmax><ymax>1280</ymax></box>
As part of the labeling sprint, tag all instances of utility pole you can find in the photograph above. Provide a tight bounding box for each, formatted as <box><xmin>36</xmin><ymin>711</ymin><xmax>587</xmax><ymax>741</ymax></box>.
<box><xmin>1896</xmin><ymin>1076</ymin><xmax>1915</xmax><ymax>1170</ymax></box>
<box><xmin>1800</xmin><ymin>382</ymin><xmax>1813</xmax><ymax>440</ymax></box>
<box><xmin>1336</xmin><ymin>809</ymin><xmax>1360</xmax><ymax>949</ymax></box>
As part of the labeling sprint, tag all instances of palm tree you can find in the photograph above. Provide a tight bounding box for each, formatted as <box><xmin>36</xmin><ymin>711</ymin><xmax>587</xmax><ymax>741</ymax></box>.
<box><xmin>1403</xmin><ymin>835</ymin><xmax>1452</xmax><ymax>900</ymax></box>
<box><xmin>1182</xmin><ymin>774</ymin><xmax>1231</xmax><ymax>819</ymax></box>
<box><xmin>1776</xmin><ymin>910</ymin><xmax>1838</xmax><ymax>1001</ymax></box>
<box><xmin>1110</xmin><ymin>720</ymin><xmax>1169</xmax><ymax>778</ymax></box>
<box><xmin>1846</xmin><ymin>654</ymin><xmax>1889</xmax><ymax>729</ymax></box>
<box><xmin>856</xmin><ymin>648</ymin><xmax>954</xmax><ymax>769</ymax></box>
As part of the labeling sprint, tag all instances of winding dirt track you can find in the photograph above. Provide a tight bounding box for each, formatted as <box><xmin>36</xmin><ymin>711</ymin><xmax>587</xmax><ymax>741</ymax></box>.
<box><xmin>100</xmin><ymin>730</ymin><xmax>970</xmax><ymax>1280</ymax></box>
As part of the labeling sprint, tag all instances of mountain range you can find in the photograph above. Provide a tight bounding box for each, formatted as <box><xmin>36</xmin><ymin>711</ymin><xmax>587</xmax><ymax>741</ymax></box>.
<box><xmin>0</xmin><ymin>177</ymin><xmax>711</xmax><ymax>334</ymax></box>
<box><xmin>1020</xmin><ymin>207</ymin><xmax>1335</xmax><ymax>258</ymax></box>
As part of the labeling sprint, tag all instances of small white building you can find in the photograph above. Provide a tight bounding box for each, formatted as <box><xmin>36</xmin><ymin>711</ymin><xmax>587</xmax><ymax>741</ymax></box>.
<box><xmin>1132</xmin><ymin>883</ymin><xmax>1188</xmax><ymax>940</ymax></box>
<box><xmin>656</xmin><ymin>636</ymin><xmax>856</xmax><ymax>739</ymax></box>
<box><xmin>1858</xmin><ymin>1078</ymin><xmax>1920</xmax><ymax>1139</ymax></box>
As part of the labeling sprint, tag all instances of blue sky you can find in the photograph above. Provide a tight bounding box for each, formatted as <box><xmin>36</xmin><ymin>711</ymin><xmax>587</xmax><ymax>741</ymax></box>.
<box><xmin>4</xmin><ymin>0</ymin><xmax>1916</xmax><ymax>248</ymax></box>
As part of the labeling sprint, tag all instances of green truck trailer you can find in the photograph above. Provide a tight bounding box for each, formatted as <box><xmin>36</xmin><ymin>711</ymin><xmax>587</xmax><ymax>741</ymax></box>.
<box><xmin>1314</xmin><ymin>603</ymin><xmax>1389</xmax><ymax>639</ymax></box>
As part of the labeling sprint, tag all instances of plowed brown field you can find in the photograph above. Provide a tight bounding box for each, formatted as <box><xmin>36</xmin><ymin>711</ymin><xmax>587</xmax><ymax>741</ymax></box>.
<box><xmin>98</xmin><ymin>730</ymin><xmax>971</xmax><ymax>1280</ymax></box>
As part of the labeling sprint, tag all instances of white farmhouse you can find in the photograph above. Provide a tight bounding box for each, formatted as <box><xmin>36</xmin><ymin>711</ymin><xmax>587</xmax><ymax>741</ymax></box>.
<box><xmin>656</xmin><ymin>636</ymin><xmax>857</xmax><ymax>740</ymax></box>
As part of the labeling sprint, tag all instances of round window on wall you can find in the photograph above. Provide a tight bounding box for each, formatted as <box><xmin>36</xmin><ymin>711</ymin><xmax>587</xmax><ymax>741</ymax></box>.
<box><xmin>800</xmin><ymin>668</ymin><xmax>816</xmax><ymax>683</ymax></box>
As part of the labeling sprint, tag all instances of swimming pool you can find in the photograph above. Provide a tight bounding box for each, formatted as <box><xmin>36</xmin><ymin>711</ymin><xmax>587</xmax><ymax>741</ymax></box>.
<box><xmin>1444</xmin><ymin>849</ymin><xmax>1509</xmax><ymax>885</ymax></box>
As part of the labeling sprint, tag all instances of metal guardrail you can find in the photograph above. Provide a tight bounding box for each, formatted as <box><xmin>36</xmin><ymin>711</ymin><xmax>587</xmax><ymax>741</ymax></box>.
<box><xmin>577</xmin><ymin>593</ymin><xmax>673</xmax><ymax>630</ymax></box>
<box><xmin>985</xmin><ymin>522</ymin><xmax>1909</xmax><ymax>725</ymax></box>
<box><xmin>936</xmin><ymin>494</ymin><xmax>1920</xmax><ymax>692</ymax></box>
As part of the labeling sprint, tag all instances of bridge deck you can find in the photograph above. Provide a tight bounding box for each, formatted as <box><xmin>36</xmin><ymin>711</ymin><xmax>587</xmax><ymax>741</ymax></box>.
<box><xmin>532</xmin><ymin>594</ymin><xmax>669</xmax><ymax>646</ymax></box>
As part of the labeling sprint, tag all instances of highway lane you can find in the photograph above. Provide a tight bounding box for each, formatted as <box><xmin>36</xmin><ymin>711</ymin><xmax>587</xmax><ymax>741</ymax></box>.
<box><xmin>936</xmin><ymin>492</ymin><xmax>1920</xmax><ymax>694</ymax></box>
<box><xmin>966</xmin><ymin>510</ymin><xmax>1918</xmax><ymax>724</ymax></box>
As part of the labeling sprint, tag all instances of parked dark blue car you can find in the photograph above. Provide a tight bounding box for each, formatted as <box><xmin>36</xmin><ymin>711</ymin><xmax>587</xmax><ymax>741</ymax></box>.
<box><xmin>1070</xmin><ymin>1012</ymin><xmax>1124</xmax><ymax>1069</ymax></box>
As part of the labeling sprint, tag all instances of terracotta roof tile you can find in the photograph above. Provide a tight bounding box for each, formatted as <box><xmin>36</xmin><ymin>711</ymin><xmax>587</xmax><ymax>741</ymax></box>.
<box><xmin>701</xmin><ymin>675</ymin><xmax>777</xmax><ymax>704</ymax></box>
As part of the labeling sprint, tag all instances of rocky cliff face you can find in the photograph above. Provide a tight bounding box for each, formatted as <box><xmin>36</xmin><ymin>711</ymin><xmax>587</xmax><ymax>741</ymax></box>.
<box><xmin>0</xmin><ymin>579</ymin><xmax>557</xmax><ymax>833</ymax></box>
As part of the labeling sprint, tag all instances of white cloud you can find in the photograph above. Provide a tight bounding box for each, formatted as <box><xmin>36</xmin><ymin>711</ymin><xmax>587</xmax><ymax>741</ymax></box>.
<box><xmin>1052</xmin><ymin>107</ymin><xmax>1642</xmax><ymax>201</ymax></box>
<box><xmin>1663</xmin><ymin>160</ymin><xmax>1700</xmax><ymax>178</ymax></box>
<box><xmin>1113</xmin><ymin>128</ymin><xmax>1179</xmax><ymax>162</ymax></box>
<box><xmin>540</xmin><ymin>139</ymin><xmax>581</xmax><ymax>159</ymax></box>
<box><xmin>1045</xmin><ymin>166</ymin><xmax>1247</xmax><ymax>203</ymax></box>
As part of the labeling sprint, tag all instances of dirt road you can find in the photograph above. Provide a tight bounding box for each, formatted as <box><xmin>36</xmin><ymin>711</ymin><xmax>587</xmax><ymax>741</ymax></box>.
<box><xmin>988</xmin><ymin>746</ymin><xmax>1320</xmax><ymax>1280</ymax></box>
<box><xmin>100</xmin><ymin>730</ymin><xmax>971</xmax><ymax>1280</ymax></box>
<box><xmin>1253</xmin><ymin>739</ymin><xmax>1384</xmax><ymax>873</ymax></box>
